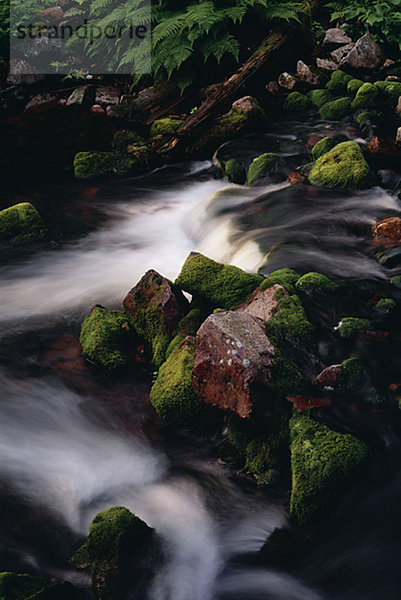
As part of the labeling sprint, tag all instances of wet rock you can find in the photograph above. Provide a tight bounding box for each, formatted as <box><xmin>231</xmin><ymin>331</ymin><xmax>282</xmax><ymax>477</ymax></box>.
<box><xmin>323</xmin><ymin>28</ymin><xmax>353</xmax><ymax>49</ymax></box>
<box><xmin>66</xmin><ymin>86</ymin><xmax>96</xmax><ymax>107</ymax></box>
<box><xmin>278</xmin><ymin>72</ymin><xmax>297</xmax><ymax>90</ymax></box>
<box><xmin>42</xmin><ymin>6</ymin><xmax>64</xmax><ymax>20</ymax></box>
<box><xmin>247</xmin><ymin>152</ymin><xmax>280</xmax><ymax>184</ymax></box>
<box><xmin>296</xmin><ymin>61</ymin><xmax>320</xmax><ymax>86</ymax></box>
<box><xmin>90</xmin><ymin>104</ymin><xmax>105</xmax><ymax>115</ymax></box>
<box><xmin>314</xmin><ymin>364</ymin><xmax>342</xmax><ymax>389</ymax></box>
<box><xmin>266</xmin><ymin>81</ymin><xmax>280</xmax><ymax>94</ymax></box>
<box><xmin>123</xmin><ymin>269</ymin><xmax>188</xmax><ymax>367</ymax></box>
<box><xmin>330</xmin><ymin>43</ymin><xmax>355</xmax><ymax>64</ymax></box>
<box><xmin>192</xmin><ymin>311</ymin><xmax>276</xmax><ymax>419</ymax></box>
<box><xmin>316</xmin><ymin>58</ymin><xmax>338</xmax><ymax>72</ymax></box>
<box><xmin>0</xmin><ymin>202</ymin><xmax>46</xmax><ymax>241</ymax></box>
<box><xmin>24</xmin><ymin>93</ymin><xmax>57</xmax><ymax>112</ymax></box>
<box><xmin>236</xmin><ymin>284</ymin><xmax>287</xmax><ymax>322</ymax></box>
<box><xmin>94</xmin><ymin>86</ymin><xmax>120</xmax><ymax>106</ymax></box>
<box><xmin>309</xmin><ymin>141</ymin><xmax>372</xmax><ymax>189</ymax></box>
<box><xmin>372</xmin><ymin>217</ymin><xmax>401</xmax><ymax>245</ymax></box>
<box><xmin>366</xmin><ymin>136</ymin><xmax>401</xmax><ymax>159</ymax></box>
<box><xmin>340</xmin><ymin>33</ymin><xmax>385</xmax><ymax>70</ymax></box>
<box><xmin>288</xmin><ymin>172</ymin><xmax>306</xmax><ymax>185</ymax></box>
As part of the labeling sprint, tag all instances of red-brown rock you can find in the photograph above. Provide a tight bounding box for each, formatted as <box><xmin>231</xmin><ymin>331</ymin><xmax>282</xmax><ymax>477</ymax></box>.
<box><xmin>366</xmin><ymin>137</ymin><xmax>401</xmax><ymax>158</ymax></box>
<box><xmin>236</xmin><ymin>284</ymin><xmax>286</xmax><ymax>322</ymax></box>
<box><xmin>372</xmin><ymin>217</ymin><xmax>401</xmax><ymax>245</ymax></box>
<box><xmin>192</xmin><ymin>311</ymin><xmax>276</xmax><ymax>419</ymax></box>
<box><xmin>286</xmin><ymin>395</ymin><xmax>331</xmax><ymax>411</ymax></box>
<box><xmin>314</xmin><ymin>364</ymin><xmax>343</xmax><ymax>389</ymax></box>
<box><xmin>42</xmin><ymin>6</ymin><xmax>64</xmax><ymax>20</ymax></box>
<box><xmin>288</xmin><ymin>172</ymin><xmax>306</xmax><ymax>185</ymax></box>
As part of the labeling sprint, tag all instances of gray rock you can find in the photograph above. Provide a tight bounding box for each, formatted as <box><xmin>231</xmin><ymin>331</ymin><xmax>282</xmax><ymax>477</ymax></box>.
<box><xmin>330</xmin><ymin>43</ymin><xmax>355</xmax><ymax>64</ymax></box>
<box><xmin>340</xmin><ymin>33</ymin><xmax>385</xmax><ymax>70</ymax></box>
<box><xmin>323</xmin><ymin>28</ymin><xmax>352</xmax><ymax>48</ymax></box>
<box><xmin>296</xmin><ymin>61</ymin><xmax>320</xmax><ymax>86</ymax></box>
<box><xmin>95</xmin><ymin>86</ymin><xmax>120</xmax><ymax>106</ymax></box>
<box><xmin>24</xmin><ymin>93</ymin><xmax>57</xmax><ymax>111</ymax></box>
<box><xmin>316</xmin><ymin>58</ymin><xmax>338</xmax><ymax>72</ymax></box>
<box><xmin>66</xmin><ymin>85</ymin><xmax>96</xmax><ymax>107</ymax></box>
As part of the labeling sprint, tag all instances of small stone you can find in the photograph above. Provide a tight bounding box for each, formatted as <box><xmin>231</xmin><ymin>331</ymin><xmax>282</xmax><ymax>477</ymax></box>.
<box><xmin>323</xmin><ymin>28</ymin><xmax>352</xmax><ymax>48</ymax></box>
<box><xmin>340</xmin><ymin>33</ymin><xmax>385</xmax><ymax>70</ymax></box>
<box><xmin>316</xmin><ymin>58</ymin><xmax>338</xmax><ymax>72</ymax></box>
<box><xmin>266</xmin><ymin>81</ymin><xmax>280</xmax><ymax>94</ymax></box>
<box><xmin>236</xmin><ymin>284</ymin><xmax>287</xmax><ymax>322</ymax></box>
<box><xmin>382</xmin><ymin>59</ymin><xmax>395</xmax><ymax>70</ymax></box>
<box><xmin>278</xmin><ymin>72</ymin><xmax>297</xmax><ymax>90</ymax></box>
<box><xmin>314</xmin><ymin>364</ymin><xmax>343</xmax><ymax>389</ymax></box>
<box><xmin>366</xmin><ymin>136</ymin><xmax>401</xmax><ymax>158</ymax></box>
<box><xmin>90</xmin><ymin>104</ymin><xmax>105</xmax><ymax>115</ymax></box>
<box><xmin>288</xmin><ymin>171</ymin><xmax>306</xmax><ymax>185</ymax></box>
<box><xmin>372</xmin><ymin>217</ymin><xmax>401</xmax><ymax>245</ymax></box>
<box><xmin>297</xmin><ymin>61</ymin><xmax>320</xmax><ymax>86</ymax></box>
<box><xmin>330</xmin><ymin>43</ymin><xmax>355</xmax><ymax>64</ymax></box>
<box><xmin>66</xmin><ymin>85</ymin><xmax>95</xmax><ymax>107</ymax></box>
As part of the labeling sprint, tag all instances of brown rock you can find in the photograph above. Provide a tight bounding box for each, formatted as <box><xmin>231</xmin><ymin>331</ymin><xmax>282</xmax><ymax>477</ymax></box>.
<box><xmin>316</xmin><ymin>58</ymin><xmax>338</xmax><ymax>72</ymax></box>
<box><xmin>236</xmin><ymin>284</ymin><xmax>286</xmax><ymax>321</ymax></box>
<box><xmin>323</xmin><ymin>28</ymin><xmax>352</xmax><ymax>48</ymax></box>
<box><xmin>192</xmin><ymin>311</ymin><xmax>276</xmax><ymax>419</ymax></box>
<box><xmin>372</xmin><ymin>217</ymin><xmax>401</xmax><ymax>245</ymax></box>
<box><xmin>330</xmin><ymin>43</ymin><xmax>355</xmax><ymax>64</ymax></box>
<box><xmin>296</xmin><ymin>61</ymin><xmax>320</xmax><ymax>86</ymax></box>
<box><xmin>266</xmin><ymin>81</ymin><xmax>280</xmax><ymax>95</ymax></box>
<box><xmin>314</xmin><ymin>364</ymin><xmax>343</xmax><ymax>389</ymax></box>
<box><xmin>366</xmin><ymin>136</ymin><xmax>401</xmax><ymax>158</ymax></box>
<box><xmin>382</xmin><ymin>59</ymin><xmax>395</xmax><ymax>70</ymax></box>
<box><xmin>340</xmin><ymin>33</ymin><xmax>384</xmax><ymax>70</ymax></box>
<box><xmin>288</xmin><ymin>172</ymin><xmax>306</xmax><ymax>185</ymax></box>
<box><xmin>42</xmin><ymin>6</ymin><xmax>64</xmax><ymax>20</ymax></box>
<box><xmin>90</xmin><ymin>104</ymin><xmax>105</xmax><ymax>115</ymax></box>
<box><xmin>278</xmin><ymin>72</ymin><xmax>297</xmax><ymax>90</ymax></box>
<box><xmin>24</xmin><ymin>93</ymin><xmax>57</xmax><ymax>112</ymax></box>
<box><xmin>95</xmin><ymin>86</ymin><xmax>120</xmax><ymax>106</ymax></box>
<box><xmin>287</xmin><ymin>395</ymin><xmax>331</xmax><ymax>410</ymax></box>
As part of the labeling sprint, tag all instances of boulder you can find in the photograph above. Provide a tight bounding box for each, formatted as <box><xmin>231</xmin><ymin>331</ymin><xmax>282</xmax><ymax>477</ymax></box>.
<box><xmin>247</xmin><ymin>152</ymin><xmax>280</xmax><ymax>184</ymax></box>
<box><xmin>0</xmin><ymin>202</ymin><xmax>46</xmax><ymax>241</ymax></box>
<box><xmin>352</xmin><ymin>82</ymin><xmax>379</xmax><ymax>110</ymax></box>
<box><xmin>278</xmin><ymin>72</ymin><xmax>297</xmax><ymax>90</ymax></box>
<box><xmin>308</xmin><ymin>141</ymin><xmax>372</xmax><ymax>189</ymax></box>
<box><xmin>123</xmin><ymin>270</ymin><xmax>188</xmax><ymax>367</ymax></box>
<box><xmin>340</xmin><ymin>33</ymin><xmax>385</xmax><ymax>70</ymax></box>
<box><xmin>322</xmin><ymin>28</ymin><xmax>353</xmax><ymax>49</ymax></box>
<box><xmin>73</xmin><ymin>151</ymin><xmax>115</xmax><ymax>179</ymax></box>
<box><xmin>319</xmin><ymin>97</ymin><xmax>352</xmax><ymax>120</ymax></box>
<box><xmin>192</xmin><ymin>311</ymin><xmax>276</xmax><ymax>418</ymax></box>
<box><xmin>223</xmin><ymin>158</ymin><xmax>246</xmax><ymax>184</ymax></box>
<box><xmin>372</xmin><ymin>217</ymin><xmax>401</xmax><ymax>245</ymax></box>
<box><xmin>296</xmin><ymin>61</ymin><xmax>320</xmax><ymax>86</ymax></box>
<box><xmin>235</xmin><ymin>284</ymin><xmax>286</xmax><ymax>322</ymax></box>
<box><xmin>330</xmin><ymin>43</ymin><xmax>354</xmax><ymax>64</ymax></box>
<box><xmin>284</xmin><ymin>92</ymin><xmax>311</xmax><ymax>112</ymax></box>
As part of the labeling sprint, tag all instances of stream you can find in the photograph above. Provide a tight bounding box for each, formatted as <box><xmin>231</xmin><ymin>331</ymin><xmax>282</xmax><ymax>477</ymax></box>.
<box><xmin>1</xmin><ymin>116</ymin><xmax>401</xmax><ymax>600</ymax></box>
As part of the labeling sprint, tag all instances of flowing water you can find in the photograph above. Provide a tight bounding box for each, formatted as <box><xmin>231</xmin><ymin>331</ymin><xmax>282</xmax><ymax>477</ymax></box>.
<box><xmin>1</xmin><ymin>117</ymin><xmax>401</xmax><ymax>599</ymax></box>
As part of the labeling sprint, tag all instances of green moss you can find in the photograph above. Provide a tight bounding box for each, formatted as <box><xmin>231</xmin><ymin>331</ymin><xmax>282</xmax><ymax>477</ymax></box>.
<box><xmin>295</xmin><ymin>272</ymin><xmax>338</xmax><ymax>292</ymax></box>
<box><xmin>165</xmin><ymin>308</ymin><xmax>204</xmax><ymax>358</ymax></box>
<box><xmin>79</xmin><ymin>306</ymin><xmax>132</xmax><ymax>371</ymax></box>
<box><xmin>175</xmin><ymin>253</ymin><xmax>263</xmax><ymax>310</ymax></box>
<box><xmin>284</xmin><ymin>92</ymin><xmax>311</xmax><ymax>112</ymax></box>
<box><xmin>112</xmin><ymin>130</ymin><xmax>143</xmax><ymax>153</ymax></box>
<box><xmin>245</xmin><ymin>431</ymin><xmax>287</xmax><ymax>485</ymax></box>
<box><xmin>390</xmin><ymin>275</ymin><xmax>401</xmax><ymax>289</ymax></box>
<box><xmin>309</xmin><ymin>141</ymin><xmax>371</xmax><ymax>190</ymax></box>
<box><xmin>356</xmin><ymin>111</ymin><xmax>375</xmax><ymax>128</ymax></box>
<box><xmin>247</xmin><ymin>153</ymin><xmax>280</xmax><ymax>185</ymax></box>
<box><xmin>351</xmin><ymin>83</ymin><xmax>379</xmax><ymax>110</ymax></box>
<box><xmin>150</xmin><ymin>336</ymin><xmax>220</xmax><ymax>430</ymax></box>
<box><xmin>265</xmin><ymin>288</ymin><xmax>314</xmax><ymax>341</ymax></box>
<box><xmin>381</xmin><ymin>81</ymin><xmax>401</xmax><ymax>100</ymax></box>
<box><xmin>337</xmin><ymin>317</ymin><xmax>373</xmax><ymax>338</ymax></box>
<box><xmin>338</xmin><ymin>358</ymin><xmax>365</xmax><ymax>389</ymax></box>
<box><xmin>259</xmin><ymin>268</ymin><xmax>301</xmax><ymax>295</ymax></box>
<box><xmin>87</xmin><ymin>506</ymin><xmax>153</xmax><ymax>600</ymax></box>
<box><xmin>223</xmin><ymin>158</ymin><xmax>246</xmax><ymax>184</ymax></box>
<box><xmin>27</xmin><ymin>582</ymin><xmax>85</xmax><ymax>600</ymax></box>
<box><xmin>347</xmin><ymin>79</ymin><xmax>364</xmax><ymax>97</ymax></box>
<box><xmin>0</xmin><ymin>573</ymin><xmax>48</xmax><ymax>600</ymax></box>
<box><xmin>150</xmin><ymin>118</ymin><xmax>184</xmax><ymax>137</ymax></box>
<box><xmin>0</xmin><ymin>202</ymin><xmax>46</xmax><ymax>241</ymax></box>
<box><xmin>308</xmin><ymin>89</ymin><xmax>332</xmax><ymax>109</ymax></box>
<box><xmin>73</xmin><ymin>151</ymin><xmax>115</xmax><ymax>179</ymax></box>
<box><xmin>374</xmin><ymin>297</ymin><xmax>396</xmax><ymax>313</ymax></box>
<box><xmin>325</xmin><ymin>70</ymin><xmax>353</xmax><ymax>94</ymax></box>
<box><xmin>311</xmin><ymin>137</ymin><xmax>337</xmax><ymax>161</ymax></box>
<box><xmin>126</xmin><ymin>143</ymin><xmax>154</xmax><ymax>171</ymax></box>
<box><xmin>289</xmin><ymin>413</ymin><xmax>368</xmax><ymax>525</ymax></box>
<box><xmin>373</xmin><ymin>80</ymin><xmax>388</xmax><ymax>91</ymax></box>
<box><xmin>319</xmin><ymin>97</ymin><xmax>352</xmax><ymax>121</ymax></box>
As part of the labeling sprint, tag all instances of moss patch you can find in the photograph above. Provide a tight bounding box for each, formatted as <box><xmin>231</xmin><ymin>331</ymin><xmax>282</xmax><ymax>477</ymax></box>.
<box><xmin>338</xmin><ymin>358</ymin><xmax>365</xmax><ymax>389</ymax></box>
<box><xmin>165</xmin><ymin>308</ymin><xmax>204</xmax><ymax>358</ymax></box>
<box><xmin>308</xmin><ymin>89</ymin><xmax>332</xmax><ymax>108</ymax></box>
<box><xmin>0</xmin><ymin>202</ymin><xmax>46</xmax><ymax>242</ymax></box>
<box><xmin>259</xmin><ymin>268</ymin><xmax>301</xmax><ymax>295</ymax></box>
<box><xmin>0</xmin><ymin>573</ymin><xmax>48</xmax><ymax>600</ymax></box>
<box><xmin>150</xmin><ymin>118</ymin><xmax>184</xmax><ymax>137</ymax></box>
<box><xmin>175</xmin><ymin>253</ymin><xmax>263</xmax><ymax>310</ymax></box>
<box><xmin>247</xmin><ymin>153</ymin><xmax>280</xmax><ymax>185</ymax></box>
<box><xmin>325</xmin><ymin>70</ymin><xmax>353</xmax><ymax>94</ymax></box>
<box><xmin>73</xmin><ymin>151</ymin><xmax>115</xmax><ymax>179</ymax></box>
<box><xmin>337</xmin><ymin>317</ymin><xmax>373</xmax><ymax>338</ymax></box>
<box><xmin>265</xmin><ymin>288</ymin><xmax>314</xmax><ymax>341</ymax></box>
<box><xmin>224</xmin><ymin>158</ymin><xmax>246</xmax><ymax>184</ymax></box>
<box><xmin>289</xmin><ymin>413</ymin><xmax>368</xmax><ymax>525</ymax></box>
<box><xmin>347</xmin><ymin>79</ymin><xmax>364</xmax><ymax>97</ymax></box>
<box><xmin>311</xmin><ymin>137</ymin><xmax>337</xmax><ymax>161</ymax></box>
<box><xmin>352</xmin><ymin>83</ymin><xmax>379</xmax><ymax>110</ymax></box>
<box><xmin>296</xmin><ymin>272</ymin><xmax>338</xmax><ymax>292</ymax></box>
<box><xmin>112</xmin><ymin>130</ymin><xmax>143</xmax><ymax>153</ymax></box>
<box><xmin>319</xmin><ymin>97</ymin><xmax>352</xmax><ymax>121</ymax></box>
<box><xmin>284</xmin><ymin>92</ymin><xmax>311</xmax><ymax>112</ymax></box>
<box><xmin>309</xmin><ymin>141</ymin><xmax>371</xmax><ymax>190</ymax></box>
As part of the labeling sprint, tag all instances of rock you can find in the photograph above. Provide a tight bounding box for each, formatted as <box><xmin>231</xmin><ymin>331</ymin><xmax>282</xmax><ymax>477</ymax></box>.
<box><xmin>236</xmin><ymin>284</ymin><xmax>286</xmax><ymax>321</ymax></box>
<box><xmin>278</xmin><ymin>72</ymin><xmax>297</xmax><ymax>90</ymax></box>
<box><xmin>0</xmin><ymin>202</ymin><xmax>46</xmax><ymax>241</ymax></box>
<box><xmin>308</xmin><ymin>88</ymin><xmax>332</xmax><ymax>108</ymax></box>
<box><xmin>352</xmin><ymin>82</ymin><xmax>379</xmax><ymax>110</ymax></box>
<box><xmin>326</xmin><ymin>70</ymin><xmax>353</xmax><ymax>94</ymax></box>
<box><xmin>42</xmin><ymin>6</ymin><xmax>64</xmax><ymax>20</ymax></box>
<box><xmin>288</xmin><ymin>172</ymin><xmax>306</xmax><ymax>185</ymax></box>
<box><xmin>223</xmin><ymin>158</ymin><xmax>246</xmax><ymax>184</ymax></box>
<box><xmin>66</xmin><ymin>86</ymin><xmax>96</xmax><ymax>107</ymax></box>
<box><xmin>123</xmin><ymin>269</ymin><xmax>188</xmax><ymax>368</ymax></box>
<box><xmin>396</xmin><ymin>127</ymin><xmax>401</xmax><ymax>145</ymax></box>
<box><xmin>323</xmin><ymin>28</ymin><xmax>353</xmax><ymax>49</ymax></box>
<box><xmin>340</xmin><ymin>33</ymin><xmax>385</xmax><ymax>70</ymax></box>
<box><xmin>79</xmin><ymin>306</ymin><xmax>133</xmax><ymax>371</ymax></box>
<box><xmin>24</xmin><ymin>93</ymin><xmax>57</xmax><ymax>112</ymax></box>
<box><xmin>284</xmin><ymin>91</ymin><xmax>311</xmax><ymax>112</ymax></box>
<box><xmin>330</xmin><ymin>43</ymin><xmax>354</xmax><ymax>64</ymax></box>
<box><xmin>296</xmin><ymin>272</ymin><xmax>338</xmax><ymax>292</ymax></box>
<box><xmin>347</xmin><ymin>78</ymin><xmax>364</xmax><ymax>97</ymax></box>
<box><xmin>319</xmin><ymin>97</ymin><xmax>352</xmax><ymax>120</ymax></box>
<box><xmin>90</xmin><ymin>104</ymin><xmax>105</xmax><ymax>115</ymax></box>
<box><xmin>265</xmin><ymin>81</ymin><xmax>280</xmax><ymax>94</ymax></box>
<box><xmin>175</xmin><ymin>253</ymin><xmax>263</xmax><ymax>310</ymax></box>
<box><xmin>260</xmin><ymin>268</ymin><xmax>301</xmax><ymax>295</ymax></box>
<box><xmin>289</xmin><ymin>413</ymin><xmax>368</xmax><ymax>525</ymax></box>
<box><xmin>397</xmin><ymin>97</ymin><xmax>401</xmax><ymax>114</ymax></box>
<box><xmin>263</xmin><ymin>287</ymin><xmax>314</xmax><ymax>340</ymax></box>
<box><xmin>296</xmin><ymin>61</ymin><xmax>320</xmax><ymax>86</ymax></box>
<box><xmin>95</xmin><ymin>86</ymin><xmax>120</xmax><ymax>106</ymax></box>
<box><xmin>73</xmin><ymin>151</ymin><xmax>115</xmax><ymax>179</ymax></box>
<box><xmin>112</xmin><ymin>129</ymin><xmax>143</xmax><ymax>152</ymax></box>
<box><xmin>337</xmin><ymin>317</ymin><xmax>373</xmax><ymax>338</ymax></box>
<box><xmin>311</xmin><ymin>137</ymin><xmax>337</xmax><ymax>160</ymax></box>
<box><xmin>192</xmin><ymin>311</ymin><xmax>276</xmax><ymax>419</ymax></box>
<box><xmin>316</xmin><ymin>58</ymin><xmax>338</xmax><ymax>72</ymax></box>
<box><xmin>372</xmin><ymin>217</ymin><xmax>401</xmax><ymax>245</ymax></box>
<box><xmin>247</xmin><ymin>152</ymin><xmax>280</xmax><ymax>185</ymax></box>
<box><xmin>150</xmin><ymin>336</ymin><xmax>221</xmax><ymax>430</ymax></box>
<box><xmin>309</xmin><ymin>141</ymin><xmax>372</xmax><ymax>189</ymax></box>
<box><xmin>366</xmin><ymin>136</ymin><xmax>401</xmax><ymax>158</ymax></box>
<box><xmin>314</xmin><ymin>364</ymin><xmax>343</xmax><ymax>389</ymax></box>
<box><xmin>150</xmin><ymin>117</ymin><xmax>184</xmax><ymax>137</ymax></box>
<box><xmin>287</xmin><ymin>395</ymin><xmax>331</xmax><ymax>411</ymax></box>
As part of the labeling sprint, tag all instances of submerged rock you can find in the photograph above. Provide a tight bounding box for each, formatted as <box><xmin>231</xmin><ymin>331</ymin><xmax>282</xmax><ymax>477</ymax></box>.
<box><xmin>308</xmin><ymin>141</ymin><xmax>372</xmax><ymax>189</ymax></box>
<box><xmin>123</xmin><ymin>269</ymin><xmax>188</xmax><ymax>368</ymax></box>
<box><xmin>0</xmin><ymin>202</ymin><xmax>46</xmax><ymax>242</ymax></box>
<box><xmin>192</xmin><ymin>311</ymin><xmax>276</xmax><ymax>419</ymax></box>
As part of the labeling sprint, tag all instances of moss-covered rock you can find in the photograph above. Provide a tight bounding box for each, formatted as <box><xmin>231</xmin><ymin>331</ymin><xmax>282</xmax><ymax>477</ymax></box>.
<box><xmin>325</xmin><ymin>70</ymin><xmax>353</xmax><ymax>94</ymax></box>
<box><xmin>311</xmin><ymin>137</ymin><xmax>337</xmax><ymax>161</ymax></box>
<box><xmin>308</xmin><ymin>88</ymin><xmax>332</xmax><ymax>108</ymax></box>
<box><xmin>352</xmin><ymin>82</ymin><xmax>379</xmax><ymax>110</ymax></box>
<box><xmin>374</xmin><ymin>297</ymin><xmax>396</xmax><ymax>313</ymax></box>
<box><xmin>338</xmin><ymin>358</ymin><xmax>365</xmax><ymax>389</ymax></box>
<box><xmin>319</xmin><ymin>97</ymin><xmax>352</xmax><ymax>120</ymax></box>
<box><xmin>112</xmin><ymin>130</ymin><xmax>144</xmax><ymax>153</ymax></box>
<box><xmin>265</xmin><ymin>288</ymin><xmax>314</xmax><ymax>341</ymax></box>
<box><xmin>0</xmin><ymin>202</ymin><xmax>46</xmax><ymax>242</ymax></box>
<box><xmin>175</xmin><ymin>253</ymin><xmax>263</xmax><ymax>310</ymax></box>
<box><xmin>259</xmin><ymin>268</ymin><xmax>301</xmax><ymax>295</ymax></box>
<box><xmin>73</xmin><ymin>151</ymin><xmax>115</xmax><ymax>179</ymax></box>
<box><xmin>0</xmin><ymin>573</ymin><xmax>48</xmax><ymax>600</ymax></box>
<box><xmin>295</xmin><ymin>272</ymin><xmax>338</xmax><ymax>292</ymax></box>
<box><xmin>356</xmin><ymin>111</ymin><xmax>376</xmax><ymax>128</ymax></box>
<box><xmin>150</xmin><ymin>118</ymin><xmax>184</xmax><ymax>137</ymax></box>
<box><xmin>284</xmin><ymin>91</ymin><xmax>311</xmax><ymax>112</ymax></box>
<box><xmin>309</xmin><ymin>141</ymin><xmax>372</xmax><ymax>189</ymax></box>
<box><xmin>79</xmin><ymin>306</ymin><xmax>132</xmax><ymax>371</ymax></box>
<box><xmin>84</xmin><ymin>506</ymin><xmax>156</xmax><ymax>600</ymax></box>
<box><xmin>247</xmin><ymin>153</ymin><xmax>280</xmax><ymax>185</ymax></box>
<box><xmin>337</xmin><ymin>317</ymin><xmax>373</xmax><ymax>338</ymax></box>
<box><xmin>223</xmin><ymin>158</ymin><xmax>246</xmax><ymax>184</ymax></box>
<box><xmin>390</xmin><ymin>275</ymin><xmax>401</xmax><ymax>289</ymax></box>
<box><xmin>375</xmin><ymin>80</ymin><xmax>401</xmax><ymax>101</ymax></box>
<box><xmin>289</xmin><ymin>413</ymin><xmax>368</xmax><ymax>525</ymax></box>
<box><xmin>150</xmin><ymin>336</ymin><xmax>220</xmax><ymax>430</ymax></box>
<box><xmin>165</xmin><ymin>308</ymin><xmax>204</xmax><ymax>358</ymax></box>
<box><xmin>347</xmin><ymin>78</ymin><xmax>364</xmax><ymax>97</ymax></box>
<box><xmin>126</xmin><ymin>143</ymin><xmax>155</xmax><ymax>172</ymax></box>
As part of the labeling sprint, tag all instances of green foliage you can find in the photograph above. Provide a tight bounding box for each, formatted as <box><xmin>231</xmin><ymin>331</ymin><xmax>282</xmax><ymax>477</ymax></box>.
<box><xmin>265</xmin><ymin>288</ymin><xmax>314</xmax><ymax>341</ymax></box>
<box><xmin>326</xmin><ymin>0</ymin><xmax>401</xmax><ymax>51</ymax></box>
<box><xmin>247</xmin><ymin>152</ymin><xmax>280</xmax><ymax>185</ymax></box>
<box><xmin>0</xmin><ymin>202</ymin><xmax>46</xmax><ymax>242</ymax></box>
<box><xmin>309</xmin><ymin>141</ymin><xmax>371</xmax><ymax>189</ymax></box>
